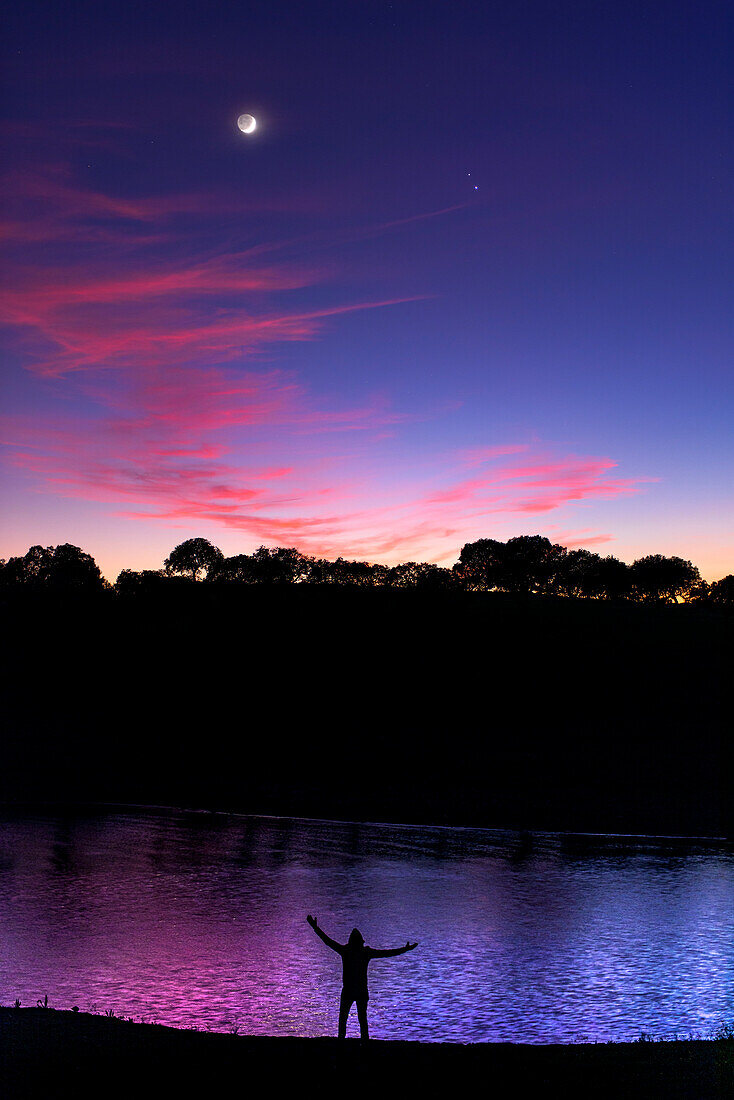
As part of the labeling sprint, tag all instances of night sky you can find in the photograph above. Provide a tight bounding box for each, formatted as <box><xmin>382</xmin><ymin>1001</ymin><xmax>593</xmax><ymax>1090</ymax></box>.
<box><xmin>2</xmin><ymin>1</ymin><xmax>731</xmax><ymax>580</ymax></box>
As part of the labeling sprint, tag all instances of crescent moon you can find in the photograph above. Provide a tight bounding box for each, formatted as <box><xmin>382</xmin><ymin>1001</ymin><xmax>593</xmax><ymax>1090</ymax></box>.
<box><xmin>237</xmin><ymin>114</ymin><xmax>257</xmax><ymax>134</ymax></box>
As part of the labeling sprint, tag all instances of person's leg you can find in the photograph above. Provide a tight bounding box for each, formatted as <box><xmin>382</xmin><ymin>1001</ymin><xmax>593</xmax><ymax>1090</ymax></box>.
<box><xmin>338</xmin><ymin>991</ymin><xmax>353</xmax><ymax>1039</ymax></box>
<box><xmin>357</xmin><ymin>997</ymin><xmax>369</xmax><ymax>1040</ymax></box>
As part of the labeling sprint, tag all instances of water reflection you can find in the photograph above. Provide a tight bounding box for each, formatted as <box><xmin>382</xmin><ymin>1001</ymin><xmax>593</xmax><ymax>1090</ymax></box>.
<box><xmin>0</xmin><ymin>809</ymin><xmax>731</xmax><ymax>1042</ymax></box>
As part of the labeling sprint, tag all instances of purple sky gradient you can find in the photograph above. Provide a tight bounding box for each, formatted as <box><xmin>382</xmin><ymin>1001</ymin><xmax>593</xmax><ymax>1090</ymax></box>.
<box><xmin>1</xmin><ymin>1</ymin><xmax>732</xmax><ymax>580</ymax></box>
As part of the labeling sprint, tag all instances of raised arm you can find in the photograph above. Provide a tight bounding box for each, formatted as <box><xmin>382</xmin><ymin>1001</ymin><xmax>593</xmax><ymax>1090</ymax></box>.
<box><xmin>369</xmin><ymin>940</ymin><xmax>418</xmax><ymax>959</ymax></box>
<box><xmin>307</xmin><ymin>914</ymin><xmax>343</xmax><ymax>953</ymax></box>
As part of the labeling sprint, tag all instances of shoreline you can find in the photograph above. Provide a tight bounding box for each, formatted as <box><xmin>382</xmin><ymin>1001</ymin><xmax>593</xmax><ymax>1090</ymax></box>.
<box><xmin>2</xmin><ymin>1009</ymin><xmax>732</xmax><ymax>1099</ymax></box>
<box><xmin>1</xmin><ymin>799</ymin><xmax>731</xmax><ymax>845</ymax></box>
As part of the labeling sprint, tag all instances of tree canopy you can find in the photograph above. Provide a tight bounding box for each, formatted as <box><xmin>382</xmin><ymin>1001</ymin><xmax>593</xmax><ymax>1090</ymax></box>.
<box><xmin>1</xmin><ymin>535</ymin><xmax>729</xmax><ymax>606</ymax></box>
<box><xmin>707</xmin><ymin>575</ymin><xmax>734</xmax><ymax>606</ymax></box>
<box><xmin>0</xmin><ymin>543</ymin><xmax>104</xmax><ymax>591</ymax></box>
<box><xmin>163</xmin><ymin>538</ymin><xmax>224</xmax><ymax>581</ymax></box>
<box><xmin>630</xmin><ymin>554</ymin><xmax>701</xmax><ymax>603</ymax></box>
<box><xmin>456</xmin><ymin>535</ymin><xmax>568</xmax><ymax>595</ymax></box>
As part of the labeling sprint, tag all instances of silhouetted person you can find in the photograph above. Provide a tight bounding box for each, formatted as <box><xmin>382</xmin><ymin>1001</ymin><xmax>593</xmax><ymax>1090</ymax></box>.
<box><xmin>307</xmin><ymin>914</ymin><xmax>417</xmax><ymax>1039</ymax></box>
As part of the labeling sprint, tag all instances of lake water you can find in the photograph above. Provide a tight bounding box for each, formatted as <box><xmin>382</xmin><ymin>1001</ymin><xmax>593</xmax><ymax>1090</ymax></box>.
<box><xmin>1</xmin><ymin>808</ymin><xmax>732</xmax><ymax>1043</ymax></box>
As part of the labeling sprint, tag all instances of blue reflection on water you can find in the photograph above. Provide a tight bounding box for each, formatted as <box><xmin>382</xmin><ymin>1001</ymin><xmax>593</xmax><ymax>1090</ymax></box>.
<box><xmin>0</xmin><ymin>809</ymin><xmax>731</xmax><ymax>1042</ymax></box>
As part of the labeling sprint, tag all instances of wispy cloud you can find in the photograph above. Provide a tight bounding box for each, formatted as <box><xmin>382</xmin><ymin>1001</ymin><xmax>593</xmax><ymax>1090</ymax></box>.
<box><xmin>1</xmin><ymin>161</ymin><xmax>650</xmax><ymax>565</ymax></box>
<box><xmin>3</xmin><ymin>384</ymin><xmax>649</xmax><ymax>564</ymax></box>
<box><xmin>0</xmin><ymin>164</ymin><xmax>430</xmax><ymax>376</ymax></box>
<box><xmin>0</xmin><ymin>158</ymin><xmax>311</xmax><ymax>244</ymax></box>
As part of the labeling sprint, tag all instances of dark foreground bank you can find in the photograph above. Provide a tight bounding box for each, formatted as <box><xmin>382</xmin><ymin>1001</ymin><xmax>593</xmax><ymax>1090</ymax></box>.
<box><xmin>2</xmin><ymin>587</ymin><xmax>731</xmax><ymax>837</ymax></box>
<box><xmin>1</xmin><ymin>1010</ymin><xmax>732</xmax><ymax>1100</ymax></box>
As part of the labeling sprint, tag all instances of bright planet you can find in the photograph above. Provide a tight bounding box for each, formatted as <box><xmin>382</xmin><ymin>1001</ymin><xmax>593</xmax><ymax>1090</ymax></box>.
<box><xmin>237</xmin><ymin>113</ymin><xmax>256</xmax><ymax>134</ymax></box>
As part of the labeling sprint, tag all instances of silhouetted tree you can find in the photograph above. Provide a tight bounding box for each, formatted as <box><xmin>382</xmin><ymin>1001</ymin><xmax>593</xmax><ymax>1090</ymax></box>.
<box><xmin>687</xmin><ymin>579</ymin><xmax>711</xmax><ymax>604</ymax></box>
<box><xmin>164</xmin><ymin>538</ymin><xmax>223</xmax><ymax>581</ymax></box>
<box><xmin>707</xmin><ymin>575</ymin><xmax>734</xmax><ymax>606</ymax></box>
<box><xmin>206</xmin><ymin>554</ymin><xmax>259</xmax><ymax>583</ymax></box>
<box><xmin>579</xmin><ymin>555</ymin><xmax>633</xmax><ymax>600</ymax></box>
<box><xmin>630</xmin><ymin>554</ymin><xmax>701</xmax><ymax>603</ymax></box>
<box><xmin>0</xmin><ymin>556</ymin><xmax>24</xmax><ymax>586</ymax></box>
<box><xmin>0</xmin><ymin>545</ymin><xmax>51</xmax><ymax>585</ymax></box>
<box><xmin>249</xmin><ymin>546</ymin><xmax>312</xmax><ymax>584</ymax></box>
<box><xmin>554</xmin><ymin>548</ymin><xmax>600</xmax><ymax>597</ymax></box>
<box><xmin>307</xmin><ymin>558</ymin><xmax>333</xmax><ymax>584</ymax></box>
<box><xmin>456</xmin><ymin>535</ymin><xmax>567</xmax><ymax>595</ymax></box>
<box><xmin>0</xmin><ymin>543</ymin><xmax>104</xmax><ymax>591</ymax></box>
<box><xmin>453</xmin><ymin>538</ymin><xmax>506</xmax><ymax>591</ymax></box>
<box><xmin>386</xmin><ymin>561</ymin><xmax>456</xmax><ymax>590</ymax></box>
<box><xmin>507</xmin><ymin>535</ymin><xmax>568</xmax><ymax>594</ymax></box>
<box><xmin>115</xmin><ymin>568</ymin><xmax>170</xmax><ymax>594</ymax></box>
<box><xmin>309</xmin><ymin>557</ymin><xmax>388</xmax><ymax>585</ymax></box>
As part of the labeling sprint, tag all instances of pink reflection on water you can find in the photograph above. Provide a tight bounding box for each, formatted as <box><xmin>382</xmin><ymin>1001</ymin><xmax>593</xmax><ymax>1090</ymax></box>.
<box><xmin>1</xmin><ymin>810</ymin><xmax>732</xmax><ymax>1042</ymax></box>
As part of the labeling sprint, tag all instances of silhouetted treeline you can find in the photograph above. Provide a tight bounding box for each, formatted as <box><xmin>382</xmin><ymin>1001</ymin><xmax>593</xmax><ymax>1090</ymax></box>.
<box><xmin>1</xmin><ymin>554</ymin><xmax>731</xmax><ymax>836</ymax></box>
<box><xmin>4</xmin><ymin>535</ymin><xmax>731</xmax><ymax>605</ymax></box>
<box><xmin>0</xmin><ymin>543</ymin><xmax>106</xmax><ymax>591</ymax></box>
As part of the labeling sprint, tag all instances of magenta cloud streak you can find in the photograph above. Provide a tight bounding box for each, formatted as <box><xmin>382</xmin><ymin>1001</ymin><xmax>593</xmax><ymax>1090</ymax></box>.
<box><xmin>1</xmin><ymin>165</ymin><xmax>650</xmax><ymax>565</ymax></box>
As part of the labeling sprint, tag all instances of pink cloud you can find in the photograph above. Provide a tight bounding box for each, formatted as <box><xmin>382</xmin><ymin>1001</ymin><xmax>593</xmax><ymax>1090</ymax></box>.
<box><xmin>0</xmin><ymin>163</ymin><xmax>652</xmax><ymax>568</ymax></box>
<box><xmin>546</xmin><ymin>529</ymin><xmax>615</xmax><ymax>549</ymax></box>
<box><xmin>2</xmin><ymin>383</ymin><xmax>649</xmax><ymax>566</ymax></box>
<box><xmin>2</xmin><ymin>242</ymin><xmax>422</xmax><ymax>378</ymax></box>
<box><xmin>424</xmin><ymin>455</ymin><xmax>652</xmax><ymax>518</ymax></box>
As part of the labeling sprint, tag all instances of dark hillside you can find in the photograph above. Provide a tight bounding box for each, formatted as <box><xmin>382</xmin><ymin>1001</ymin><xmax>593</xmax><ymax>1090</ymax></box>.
<box><xmin>2</xmin><ymin>587</ymin><xmax>730</xmax><ymax>836</ymax></box>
